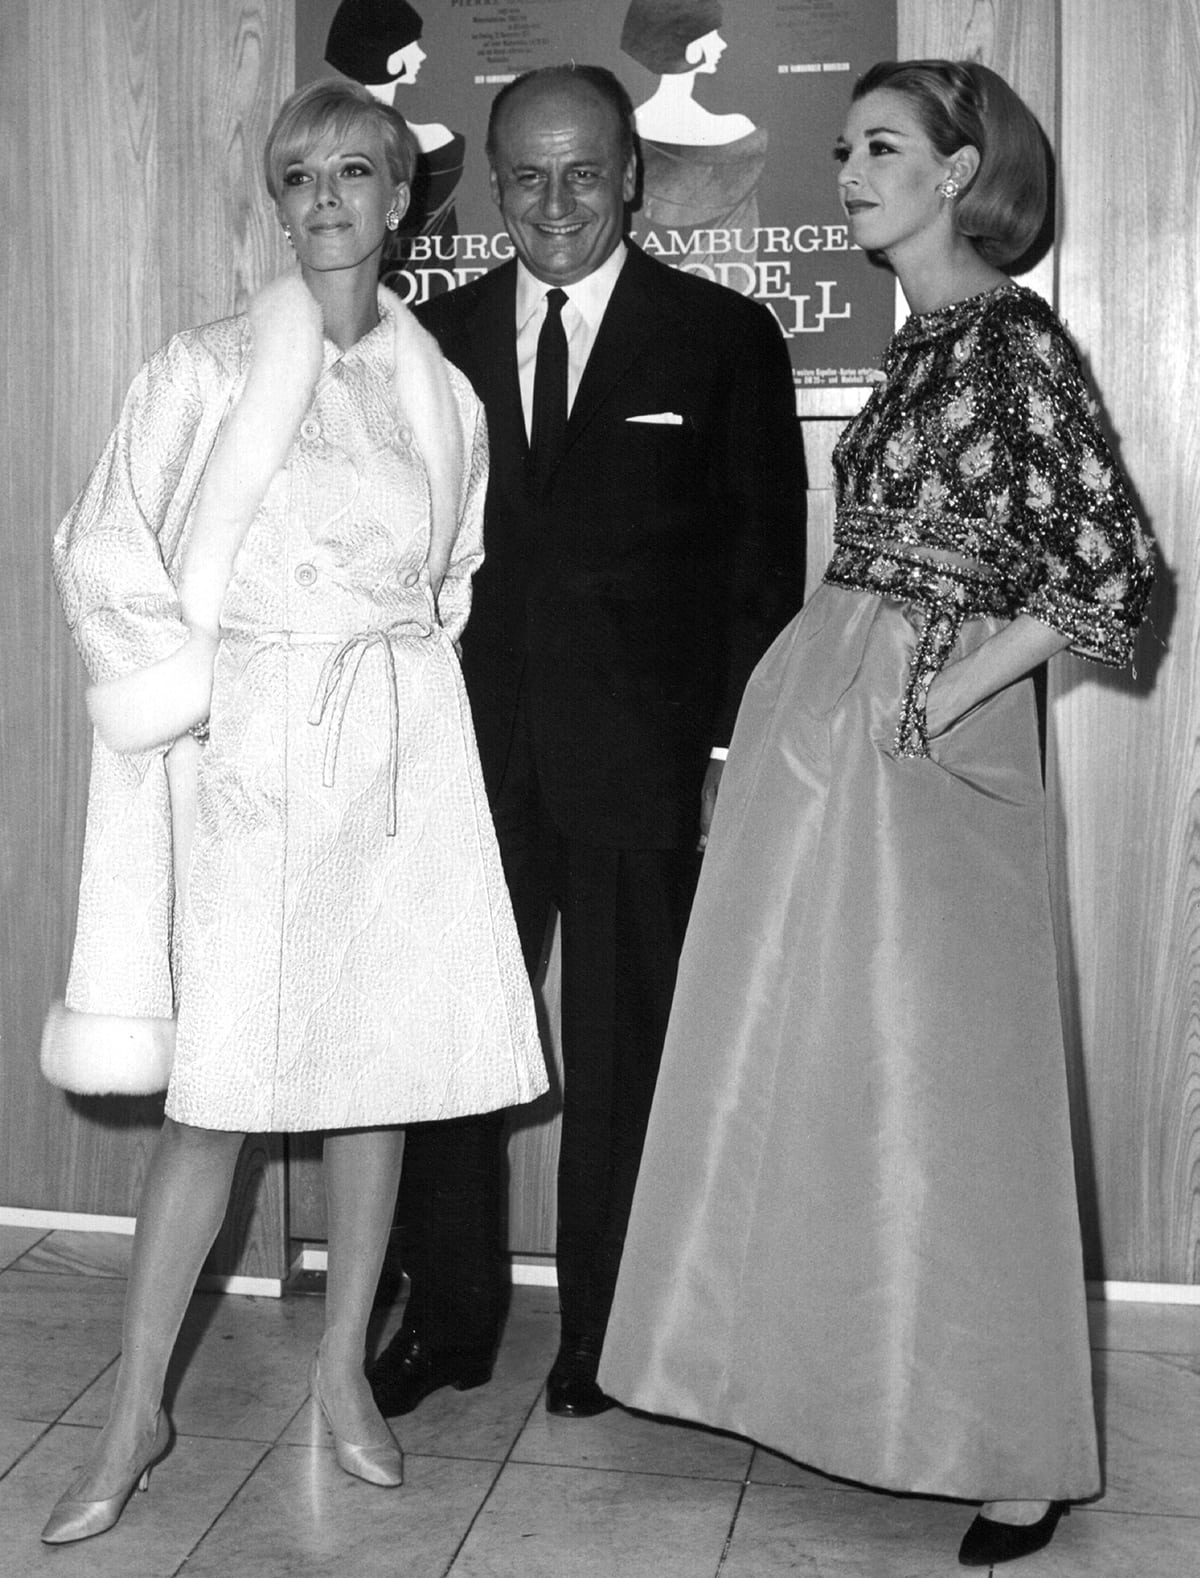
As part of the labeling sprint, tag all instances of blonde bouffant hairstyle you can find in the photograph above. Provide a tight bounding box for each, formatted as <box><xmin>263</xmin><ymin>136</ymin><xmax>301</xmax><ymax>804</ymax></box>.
<box><xmin>263</xmin><ymin>78</ymin><xmax>418</xmax><ymax>201</ymax></box>
<box><xmin>853</xmin><ymin>59</ymin><xmax>1049</xmax><ymax>267</ymax></box>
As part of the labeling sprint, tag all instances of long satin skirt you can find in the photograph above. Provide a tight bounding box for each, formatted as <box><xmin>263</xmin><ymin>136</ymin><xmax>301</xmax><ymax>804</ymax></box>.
<box><xmin>598</xmin><ymin>585</ymin><xmax>1100</xmax><ymax>1500</ymax></box>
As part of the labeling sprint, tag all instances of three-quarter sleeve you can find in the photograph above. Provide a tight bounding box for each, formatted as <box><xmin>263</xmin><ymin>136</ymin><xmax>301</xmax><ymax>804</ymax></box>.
<box><xmin>53</xmin><ymin>337</ymin><xmax>206</xmax><ymax>686</ymax></box>
<box><xmin>994</xmin><ymin>309</ymin><xmax>1154</xmax><ymax>664</ymax></box>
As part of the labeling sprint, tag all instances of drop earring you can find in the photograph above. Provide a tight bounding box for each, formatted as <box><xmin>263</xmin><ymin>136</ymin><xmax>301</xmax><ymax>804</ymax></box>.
<box><xmin>282</xmin><ymin>224</ymin><xmax>293</xmax><ymax>245</ymax></box>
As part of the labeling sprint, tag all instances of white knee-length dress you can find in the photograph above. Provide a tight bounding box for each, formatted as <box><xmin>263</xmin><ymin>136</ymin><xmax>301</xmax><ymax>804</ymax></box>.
<box><xmin>48</xmin><ymin>280</ymin><xmax>547</xmax><ymax>1131</ymax></box>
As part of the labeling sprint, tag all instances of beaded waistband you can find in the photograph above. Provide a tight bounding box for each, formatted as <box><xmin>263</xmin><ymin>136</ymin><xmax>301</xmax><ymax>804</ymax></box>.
<box><xmin>823</xmin><ymin>517</ymin><xmax>1029</xmax><ymax>759</ymax></box>
<box><xmin>823</xmin><ymin>542</ymin><xmax>1016</xmax><ymax>621</ymax></box>
<box><xmin>830</xmin><ymin>503</ymin><xmax>1032</xmax><ymax>584</ymax></box>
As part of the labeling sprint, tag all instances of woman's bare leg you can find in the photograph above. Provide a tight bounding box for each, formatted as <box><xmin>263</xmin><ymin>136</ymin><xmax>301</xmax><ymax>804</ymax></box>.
<box><xmin>65</xmin><ymin>1117</ymin><xmax>245</xmax><ymax>1497</ymax></box>
<box><xmin>317</xmin><ymin>1127</ymin><xmax>405</xmax><ymax>1444</ymax></box>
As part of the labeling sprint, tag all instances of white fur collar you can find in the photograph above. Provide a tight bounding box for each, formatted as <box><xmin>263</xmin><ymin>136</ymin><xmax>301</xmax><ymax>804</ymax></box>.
<box><xmin>88</xmin><ymin>268</ymin><xmax>468</xmax><ymax>755</ymax></box>
<box><xmin>179</xmin><ymin>269</ymin><xmax>466</xmax><ymax>633</ymax></box>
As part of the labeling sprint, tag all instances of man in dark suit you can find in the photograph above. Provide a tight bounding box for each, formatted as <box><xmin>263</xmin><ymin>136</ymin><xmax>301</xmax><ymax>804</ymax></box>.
<box><xmin>371</xmin><ymin>63</ymin><xmax>804</xmax><ymax>1417</ymax></box>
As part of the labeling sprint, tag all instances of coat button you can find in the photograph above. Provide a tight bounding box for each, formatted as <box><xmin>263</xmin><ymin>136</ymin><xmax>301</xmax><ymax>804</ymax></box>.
<box><xmin>300</xmin><ymin>417</ymin><xmax>321</xmax><ymax>441</ymax></box>
<box><xmin>295</xmin><ymin>562</ymin><xmax>317</xmax><ymax>586</ymax></box>
<box><xmin>402</xmin><ymin>570</ymin><xmax>420</xmax><ymax>587</ymax></box>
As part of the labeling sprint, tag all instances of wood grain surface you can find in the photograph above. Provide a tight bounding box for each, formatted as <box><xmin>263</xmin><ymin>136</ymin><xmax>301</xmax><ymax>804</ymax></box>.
<box><xmin>1050</xmin><ymin>0</ymin><xmax>1200</xmax><ymax>1282</ymax></box>
<box><xmin>0</xmin><ymin>0</ymin><xmax>292</xmax><ymax>1276</ymax></box>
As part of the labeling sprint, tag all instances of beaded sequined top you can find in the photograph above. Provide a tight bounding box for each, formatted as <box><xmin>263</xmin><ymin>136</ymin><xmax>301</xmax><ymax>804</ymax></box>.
<box><xmin>826</xmin><ymin>283</ymin><xmax>1153</xmax><ymax>754</ymax></box>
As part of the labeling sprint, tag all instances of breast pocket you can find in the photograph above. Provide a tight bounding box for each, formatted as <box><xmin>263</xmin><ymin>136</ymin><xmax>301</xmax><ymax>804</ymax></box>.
<box><xmin>617</xmin><ymin>415</ymin><xmax>699</xmax><ymax>493</ymax></box>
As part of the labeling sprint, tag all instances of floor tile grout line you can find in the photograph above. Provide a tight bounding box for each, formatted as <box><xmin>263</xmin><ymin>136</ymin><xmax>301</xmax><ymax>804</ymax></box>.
<box><xmin>0</xmin><ymin>1418</ymin><xmax>56</xmax><ymax>1489</ymax></box>
<box><xmin>497</xmin><ymin>1452</ymin><xmax>757</xmax><ymax>1486</ymax></box>
<box><xmin>714</xmin><ymin>1472</ymin><xmax>752</xmax><ymax>1578</ymax></box>
<box><xmin>170</xmin><ymin>1438</ymin><xmax>275</xmax><ymax>1576</ymax></box>
<box><xmin>439</xmin><ymin>1455</ymin><xmax>510</xmax><ymax>1577</ymax></box>
<box><xmin>440</xmin><ymin>1375</ymin><xmax>556</xmax><ymax>1575</ymax></box>
<box><xmin>0</xmin><ymin>1228</ymin><xmax>54</xmax><ymax>1275</ymax></box>
<box><xmin>1072</xmin><ymin>1505</ymin><xmax>1200</xmax><ymax>1521</ymax></box>
<box><xmin>41</xmin><ymin>1351</ymin><xmax>121</xmax><ymax>1431</ymax></box>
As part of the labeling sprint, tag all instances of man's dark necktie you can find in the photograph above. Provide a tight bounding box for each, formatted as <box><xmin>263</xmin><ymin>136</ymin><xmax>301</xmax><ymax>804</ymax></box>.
<box><xmin>527</xmin><ymin>286</ymin><xmax>568</xmax><ymax>494</ymax></box>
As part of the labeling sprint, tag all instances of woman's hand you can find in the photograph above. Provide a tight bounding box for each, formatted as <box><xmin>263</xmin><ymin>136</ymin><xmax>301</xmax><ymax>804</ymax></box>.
<box><xmin>924</xmin><ymin>616</ymin><xmax>1072</xmax><ymax>741</ymax></box>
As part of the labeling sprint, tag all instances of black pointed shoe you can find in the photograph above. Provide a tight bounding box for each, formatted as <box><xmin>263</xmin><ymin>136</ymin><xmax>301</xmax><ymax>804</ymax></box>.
<box><xmin>367</xmin><ymin>1329</ymin><xmax>492</xmax><ymax>1418</ymax></box>
<box><xmin>545</xmin><ymin>1337</ymin><xmax>614</xmax><ymax>1418</ymax></box>
<box><xmin>958</xmin><ymin>1502</ymin><xmax>1066</xmax><ymax>1567</ymax></box>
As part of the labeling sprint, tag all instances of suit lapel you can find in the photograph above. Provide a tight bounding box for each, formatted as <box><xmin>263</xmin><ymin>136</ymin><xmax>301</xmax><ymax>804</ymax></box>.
<box><xmin>459</xmin><ymin>264</ymin><xmax>529</xmax><ymax>476</ymax></box>
<box><xmin>564</xmin><ymin>248</ymin><xmax>658</xmax><ymax>449</ymax></box>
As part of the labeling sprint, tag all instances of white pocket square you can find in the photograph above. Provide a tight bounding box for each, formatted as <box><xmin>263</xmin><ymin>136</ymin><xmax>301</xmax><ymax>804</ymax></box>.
<box><xmin>626</xmin><ymin>411</ymin><xmax>684</xmax><ymax>425</ymax></box>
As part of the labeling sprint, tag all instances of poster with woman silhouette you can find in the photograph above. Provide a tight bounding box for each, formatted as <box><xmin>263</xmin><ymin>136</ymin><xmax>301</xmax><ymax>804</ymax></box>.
<box><xmin>296</xmin><ymin>0</ymin><xmax>898</xmax><ymax>396</ymax></box>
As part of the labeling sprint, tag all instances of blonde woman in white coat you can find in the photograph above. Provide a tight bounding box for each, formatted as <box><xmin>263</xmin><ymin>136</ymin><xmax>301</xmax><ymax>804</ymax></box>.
<box><xmin>40</xmin><ymin>80</ymin><xmax>545</xmax><ymax>1544</ymax></box>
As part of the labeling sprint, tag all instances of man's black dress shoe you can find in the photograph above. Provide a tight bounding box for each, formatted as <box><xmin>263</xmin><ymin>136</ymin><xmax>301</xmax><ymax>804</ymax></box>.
<box><xmin>368</xmin><ymin>1329</ymin><xmax>492</xmax><ymax>1418</ymax></box>
<box><xmin>545</xmin><ymin>1338</ymin><xmax>614</xmax><ymax>1418</ymax></box>
<box><xmin>958</xmin><ymin>1502</ymin><xmax>1065</xmax><ymax>1567</ymax></box>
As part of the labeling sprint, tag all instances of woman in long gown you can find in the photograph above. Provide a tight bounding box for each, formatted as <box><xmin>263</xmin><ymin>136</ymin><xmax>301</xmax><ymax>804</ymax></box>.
<box><xmin>40</xmin><ymin>79</ymin><xmax>545</xmax><ymax>1544</ymax></box>
<box><xmin>599</xmin><ymin>60</ymin><xmax>1153</xmax><ymax>1569</ymax></box>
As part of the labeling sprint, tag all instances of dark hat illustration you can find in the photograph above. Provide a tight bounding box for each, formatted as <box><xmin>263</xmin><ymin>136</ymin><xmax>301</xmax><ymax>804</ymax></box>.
<box><xmin>326</xmin><ymin>0</ymin><xmax>423</xmax><ymax>83</ymax></box>
<box><xmin>620</xmin><ymin>0</ymin><xmax>724</xmax><ymax>75</ymax></box>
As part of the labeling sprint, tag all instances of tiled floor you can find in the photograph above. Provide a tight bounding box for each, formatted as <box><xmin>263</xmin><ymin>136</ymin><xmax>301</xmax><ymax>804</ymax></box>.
<box><xmin>0</xmin><ymin>1226</ymin><xmax>1196</xmax><ymax>1576</ymax></box>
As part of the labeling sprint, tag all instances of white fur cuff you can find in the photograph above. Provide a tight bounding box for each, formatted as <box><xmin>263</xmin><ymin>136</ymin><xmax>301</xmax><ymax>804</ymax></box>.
<box><xmin>42</xmin><ymin>1003</ymin><xmax>174</xmax><ymax>1091</ymax></box>
<box><xmin>41</xmin><ymin>1002</ymin><xmax>175</xmax><ymax>1095</ymax></box>
<box><xmin>86</xmin><ymin>630</ymin><xmax>217</xmax><ymax>753</ymax></box>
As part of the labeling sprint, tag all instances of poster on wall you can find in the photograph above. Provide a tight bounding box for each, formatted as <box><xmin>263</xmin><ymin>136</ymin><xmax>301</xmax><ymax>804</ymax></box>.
<box><xmin>296</xmin><ymin>0</ymin><xmax>898</xmax><ymax>392</ymax></box>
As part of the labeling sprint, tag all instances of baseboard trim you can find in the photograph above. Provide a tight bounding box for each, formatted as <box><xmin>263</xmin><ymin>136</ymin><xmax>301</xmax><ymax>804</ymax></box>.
<box><xmin>0</xmin><ymin>1208</ymin><xmax>285</xmax><ymax>1296</ymax></box>
<box><xmin>4</xmin><ymin>1212</ymin><xmax>1198</xmax><ymax>1304</ymax></box>
<box><xmin>509</xmin><ymin>1256</ymin><xmax>559</xmax><ymax>1287</ymax></box>
<box><xmin>297</xmin><ymin>1246</ymin><xmax>559</xmax><ymax>1288</ymax></box>
<box><xmin>1086</xmin><ymin>1280</ymin><xmax>1200</xmax><ymax>1305</ymax></box>
<box><xmin>0</xmin><ymin>1207</ymin><xmax>137</xmax><ymax>1235</ymax></box>
<box><xmin>195</xmin><ymin>1273</ymin><xmax>284</xmax><ymax>1298</ymax></box>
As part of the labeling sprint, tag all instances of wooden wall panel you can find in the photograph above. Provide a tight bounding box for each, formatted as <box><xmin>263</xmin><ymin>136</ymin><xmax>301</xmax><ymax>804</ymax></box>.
<box><xmin>2</xmin><ymin>3</ymin><xmax>153</xmax><ymax>1227</ymax></box>
<box><xmin>900</xmin><ymin>0</ymin><xmax>1058</xmax><ymax>121</ymax></box>
<box><xmin>0</xmin><ymin>0</ymin><xmax>293</xmax><ymax>1276</ymax></box>
<box><xmin>1051</xmin><ymin>0</ymin><xmax>1200</xmax><ymax>1283</ymax></box>
<box><xmin>899</xmin><ymin>0</ymin><xmax>1057</xmax><ymax>306</ymax></box>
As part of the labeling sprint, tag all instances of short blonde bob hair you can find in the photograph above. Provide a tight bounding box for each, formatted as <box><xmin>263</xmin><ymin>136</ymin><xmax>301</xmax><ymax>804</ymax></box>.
<box><xmin>263</xmin><ymin>78</ymin><xmax>418</xmax><ymax>201</ymax></box>
<box><xmin>853</xmin><ymin>59</ymin><xmax>1048</xmax><ymax>267</ymax></box>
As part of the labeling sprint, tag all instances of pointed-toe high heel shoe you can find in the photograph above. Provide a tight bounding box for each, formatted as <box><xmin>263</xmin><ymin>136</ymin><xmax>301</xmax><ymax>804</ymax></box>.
<box><xmin>310</xmin><ymin>1356</ymin><xmax>403</xmax><ymax>1487</ymax></box>
<box><xmin>958</xmin><ymin>1502</ymin><xmax>1066</xmax><ymax>1567</ymax></box>
<box><xmin>41</xmin><ymin>1410</ymin><xmax>173</xmax><ymax>1545</ymax></box>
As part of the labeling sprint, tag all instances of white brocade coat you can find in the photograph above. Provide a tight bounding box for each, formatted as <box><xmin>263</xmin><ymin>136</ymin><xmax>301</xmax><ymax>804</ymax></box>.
<box><xmin>48</xmin><ymin>280</ymin><xmax>547</xmax><ymax>1131</ymax></box>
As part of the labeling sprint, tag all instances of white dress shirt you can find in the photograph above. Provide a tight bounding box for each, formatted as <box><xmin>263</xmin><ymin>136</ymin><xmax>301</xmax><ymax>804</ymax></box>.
<box><xmin>514</xmin><ymin>243</ymin><xmax>628</xmax><ymax>440</ymax></box>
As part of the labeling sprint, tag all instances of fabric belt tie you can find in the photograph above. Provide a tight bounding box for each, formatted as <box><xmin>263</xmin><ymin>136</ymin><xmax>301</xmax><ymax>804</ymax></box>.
<box><xmin>308</xmin><ymin>622</ymin><xmax>434</xmax><ymax>836</ymax></box>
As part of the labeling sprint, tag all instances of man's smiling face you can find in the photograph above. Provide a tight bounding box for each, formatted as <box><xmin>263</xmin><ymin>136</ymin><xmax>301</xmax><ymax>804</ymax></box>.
<box><xmin>489</xmin><ymin>80</ymin><xmax>636</xmax><ymax>286</ymax></box>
